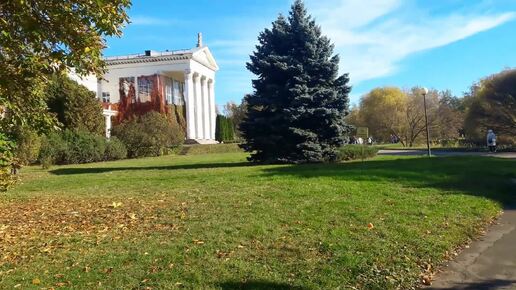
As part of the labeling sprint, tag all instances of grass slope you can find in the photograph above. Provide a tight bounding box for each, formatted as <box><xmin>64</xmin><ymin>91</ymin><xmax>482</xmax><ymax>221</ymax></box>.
<box><xmin>0</xmin><ymin>153</ymin><xmax>514</xmax><ymax>289</ymax></box>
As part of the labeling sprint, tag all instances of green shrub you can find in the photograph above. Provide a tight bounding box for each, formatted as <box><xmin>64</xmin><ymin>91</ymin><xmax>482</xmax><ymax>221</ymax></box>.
<box><xmin>11</xmin><ymin>126</ymin><xmax>41</xmax><ymax>165</ymax></box>
<box><xmin>215</xmin><ymin>115</ymin><xmax>235</xmax><ymax>143</ymax></box>
<box><xmin>112</xmin><ymin>111</ymin><xmax>184</xmax><ymax>158</ymax></box>
<box><xmin>180</xmin><ymin>144</ymin><xmax>243</xmax><ymax>155</ymax></box>
<box><xmin>439</xmin><ymin>139</ymin><xmax>460</xmax><ymax>148</ymax></box>
<box><xmin>0</xmin><ymin>133</ymin><xmax>17</xmax><ymax>191</ymax></box>
<box><xmin>46</xmin><ymin>74</ymin><xmax>105</xmax><ymax>135</ymax></box>
<box><xmin>59</xmin><ymin>130</ymin><xmax>105</xmax><ymax>164</ymax></box>
<box><xmin>104</xmin><ymin>137</ymin><xmax>127</xmax><ymax>161</ymax></box>
<box><xmin>39</xmin><ymin>132</ymin><xmax>67</xmax><ymax>168</ymax></box>
<box><xmin>39</xmin><ymin>130</ymin><xmax>114</xmax><ymax>167</ymax></box>
<box><xmin>337</xmin><ymin>145</ymin><xmax>379</xmax><ymax>161</ymax></box>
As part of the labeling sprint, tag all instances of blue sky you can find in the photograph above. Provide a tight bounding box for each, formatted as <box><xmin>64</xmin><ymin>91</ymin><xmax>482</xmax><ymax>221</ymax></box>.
<box><xmin>104</xmin><ymin>0</ymin><xmax>516</xmax><ymax>106</ymax></box>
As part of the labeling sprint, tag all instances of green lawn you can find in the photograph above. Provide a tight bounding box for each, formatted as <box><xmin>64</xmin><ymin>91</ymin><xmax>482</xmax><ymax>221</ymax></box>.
<box><xmin>1</xmin><ymin>153</ymin><xmax>514</xmax><ymax>289</ymax></box>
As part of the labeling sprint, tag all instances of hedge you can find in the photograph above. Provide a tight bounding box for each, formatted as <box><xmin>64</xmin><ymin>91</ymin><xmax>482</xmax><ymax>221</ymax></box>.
<box><xmin>39</xmin><ymin>130</ymin><xmax>127</xmax><ymax>168</ymax></box>
<box><xmin>337</xmin><ymin>145</ymin><xmax>379</xmax><ymax>161</ymax></box>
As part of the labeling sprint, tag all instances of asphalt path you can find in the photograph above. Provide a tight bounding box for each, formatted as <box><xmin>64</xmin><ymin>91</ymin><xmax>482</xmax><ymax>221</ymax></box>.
<box><xmin>378</xmin><ymin>149</ymin><xmax>516</xmax><ymax>159</ymax></box>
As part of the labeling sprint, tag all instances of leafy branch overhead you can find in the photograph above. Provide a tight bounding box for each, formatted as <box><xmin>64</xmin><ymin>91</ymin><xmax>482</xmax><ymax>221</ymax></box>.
<box><xmin>0</xmin><ymin>0</ymin><xmax>131</xmax><ymax>130</ymax></box>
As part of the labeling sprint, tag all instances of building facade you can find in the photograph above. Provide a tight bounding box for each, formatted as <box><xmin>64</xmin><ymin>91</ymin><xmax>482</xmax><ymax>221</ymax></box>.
<box><xmin>74</xmin><ymin>35</ymin><xmax>218</xmax><ymax>143</ymax></box>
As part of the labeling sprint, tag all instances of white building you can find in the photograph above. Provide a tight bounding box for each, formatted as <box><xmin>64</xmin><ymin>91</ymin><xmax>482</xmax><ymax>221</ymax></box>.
<box><xmin>74</xmin><ymin>34</ymin><xmax>219</xmax><ymax>143</ymax></box>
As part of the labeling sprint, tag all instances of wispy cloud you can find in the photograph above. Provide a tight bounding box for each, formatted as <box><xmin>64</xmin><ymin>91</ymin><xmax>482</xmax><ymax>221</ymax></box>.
<box><xmin>307</xmin><ymin>0</ymin><xmax>515</xmax><ymax>83</ymax></box>
<box><xmin>208</xmin><ymin>1</ymin><xmax>515</xmax><ymax>104</ymax></box>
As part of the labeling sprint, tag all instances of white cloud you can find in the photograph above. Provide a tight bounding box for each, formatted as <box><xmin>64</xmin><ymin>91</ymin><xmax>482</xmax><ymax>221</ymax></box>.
<box><xmin>306</xmin><ymin>0</ymin><xmax>515</xmax><ymax>84</ymax></box>
<box><xmin>209</xmin><ymin>1</ymin><xmax>515</xmax><ymax>102</ymax></box>
<box><xmin>310</xmin><ymin>0</ymin><xmax>402</xmax><ymax>29</ymax></box>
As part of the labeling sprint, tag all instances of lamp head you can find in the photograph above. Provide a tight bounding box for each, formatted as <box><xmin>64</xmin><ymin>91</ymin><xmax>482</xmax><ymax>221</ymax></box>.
<box><xmin>422</xmin><ymin>87</ymin><xmax>429</xmax><ymax>95</ymax></box>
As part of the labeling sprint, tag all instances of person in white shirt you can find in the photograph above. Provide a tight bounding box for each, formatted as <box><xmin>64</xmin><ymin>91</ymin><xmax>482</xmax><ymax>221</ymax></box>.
<box><xmin>486</xmin><ymin>129</ymin><xmax>497</xmax><ymax>152</ymax></box>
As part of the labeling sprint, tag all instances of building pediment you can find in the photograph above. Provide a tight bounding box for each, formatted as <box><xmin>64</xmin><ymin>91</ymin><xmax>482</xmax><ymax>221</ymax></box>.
<box><xmin>191</xmin><ymin>47</ymin><xmax>219</xmax><ymax>71</ymax></box>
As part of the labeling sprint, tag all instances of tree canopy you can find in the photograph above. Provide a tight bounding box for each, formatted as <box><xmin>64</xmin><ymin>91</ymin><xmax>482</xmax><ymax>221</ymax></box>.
<box><xmin>240</xmin><ymin>0</ymin><xmax>351</xmax><ymax>163</ymax></box>
<box><xmin>350</xmin><ymin>86</ymin><xmax>463</xmax><ymax>146</ymax></box>
<box><xmin>464</xmin><ymin>69</ymin><xmax>516</xmax><ymax>144</ymax></box>
<box><xmin>46</xmin><ymin>74</ymin><xmax>105</xmax><ymax>135</ymax></box>
<box><xmin>0</xmin><ymin>0</ymin><xmax>130</xmax><ymax>131</ymax></box>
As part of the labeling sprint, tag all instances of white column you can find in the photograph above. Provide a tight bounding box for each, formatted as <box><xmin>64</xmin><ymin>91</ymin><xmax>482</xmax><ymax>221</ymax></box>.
<box><xmin>194</xmin><ymin>73</ymin><xmax>203</xmax><ymax>139</ymax></box>
<box><xmin>97</xmin><ymin>79</ymin><xmax>103</xmax><ymax>99</ymax></box>
<box><xmin>104</xmin><ymin>114</ymin><xmax>111</xmax><ymax>138</ymax></box>
<box><xmin>201</xmin><ymin>77</ymin><xmax>210</xmax><ymax>140</ymax></box>
<box><xmin>208</xmin><ymin>79</ymin><xmax>216</xmax><ymax>140</ymax></box>
<box><xmin>103</xmin><ymin>106</ymin><xmax>116</xmax><ymax>139</ymax></box>
<box><xmin>184</xmin><ymin>70</ymin><xmax>196</xmax><ymax>140</ymax></box>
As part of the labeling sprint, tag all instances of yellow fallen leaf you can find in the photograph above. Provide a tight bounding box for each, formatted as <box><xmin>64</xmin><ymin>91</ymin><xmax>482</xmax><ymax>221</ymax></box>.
<box><xmin>421</xmin><ymin>275</ymin><xmax>432</xmax><ymax>285</ymax></box>
<box><xmin>32</xmin><ymin>278</ymin><xmax>41</xmax><ymax>285</ymax></box>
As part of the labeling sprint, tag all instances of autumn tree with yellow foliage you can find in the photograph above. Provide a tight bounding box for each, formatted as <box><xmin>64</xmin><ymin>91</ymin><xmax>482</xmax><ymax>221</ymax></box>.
<box><xmin>348</xmin><ymin>87</ymin><xmax>462</xmax><ymax>147</ymax></box>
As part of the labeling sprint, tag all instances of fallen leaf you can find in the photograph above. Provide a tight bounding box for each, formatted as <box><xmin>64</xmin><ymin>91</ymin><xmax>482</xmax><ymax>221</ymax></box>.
<box><xmin>421</xmin><ymin>275</ymin><xmax>432</xmax><ymax>285</ymax></box>
<box><xmin>32</xmin><ymin>278</ymin><xmax>41</xmax><ymax>285</ymax></box>
<box><xmin>367</xmin><ymin>223</ymin><xmax>374</xmax><ymax>229</ymax></box>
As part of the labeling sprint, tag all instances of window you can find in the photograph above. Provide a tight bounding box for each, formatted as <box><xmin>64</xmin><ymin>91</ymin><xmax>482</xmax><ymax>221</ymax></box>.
<box><xmin>102</xmin><ymin>92</ymin><xmax>110</xmax><ymax>103</ymax></box>
<box><xmin>165</xmin><ymin>78</ymin><xmax>173</xmax><ymax>104</ymax></box>
<box><xmin>173</xmin><ymin>80</ymin><xmax>185</xmax><ymax>105</ymax></box>
<box><xmin>119</xmin><ymin>77</ymin><xmax>136</xmax><ymax>102</ymax></box>
<box><xmin>137</xmin><ymin>77</ymin><xmax>153</xmax><ymax>102</ymax></box>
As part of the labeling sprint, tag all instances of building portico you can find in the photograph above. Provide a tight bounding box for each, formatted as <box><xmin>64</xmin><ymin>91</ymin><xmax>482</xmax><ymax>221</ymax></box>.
<box><xmin>182</xmin><ymin>69</ymin><xmax>216</xmax><ymax>142</ymax></box>
<box><xmin>75</xmin><ymin>33</ymin><xmax>219</xmax><ymax>143</ymax></box>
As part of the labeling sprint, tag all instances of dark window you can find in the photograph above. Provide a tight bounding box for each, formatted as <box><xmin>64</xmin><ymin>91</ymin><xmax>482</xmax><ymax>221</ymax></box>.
<box><xmin>102</xmin><ymin>92</ymin><xmax>110</xmax><ymax>103</ymax></box>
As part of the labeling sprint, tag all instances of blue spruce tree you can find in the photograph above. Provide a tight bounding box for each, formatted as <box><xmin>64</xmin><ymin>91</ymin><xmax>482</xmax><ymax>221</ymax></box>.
<box><xmin>240</xmin><ymin>0</ymin><xmax>352</xmax><ymax>163</ymax></box>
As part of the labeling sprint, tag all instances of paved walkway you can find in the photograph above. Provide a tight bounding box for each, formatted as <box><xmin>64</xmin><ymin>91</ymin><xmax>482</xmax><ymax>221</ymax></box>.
<box><xmin>426</xmin><ymin>208</ymin><xmax>516</xmax><ymax>290</ymax></box>
<box><xmin>379</xmin><ymin>149</ymin><xmax>516</xmax><ymax>289</ymax></box>
<box><xmin>378</xmin><ymin>149</ymin><xmax>516</xmax><ymax>159</ymax></box>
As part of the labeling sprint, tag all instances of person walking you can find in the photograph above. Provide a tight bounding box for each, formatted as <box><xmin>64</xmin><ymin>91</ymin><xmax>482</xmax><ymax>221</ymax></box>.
<box><xmin>487</xmin><ymin>129</ymin><xmax>497</xmax><ymax>152</ymax></box>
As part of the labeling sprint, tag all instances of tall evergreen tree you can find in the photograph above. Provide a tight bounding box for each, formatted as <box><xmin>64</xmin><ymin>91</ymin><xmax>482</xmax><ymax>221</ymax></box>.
<box><xmin>240</xmin><ymin>0</ymin><xmax>352</xmax><ymax>163</ymax></box>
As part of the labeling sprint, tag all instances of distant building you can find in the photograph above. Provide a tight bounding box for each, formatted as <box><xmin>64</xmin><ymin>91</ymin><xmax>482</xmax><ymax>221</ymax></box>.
<box><xmin>73</xmin><ymin>33</ymin><xmax>219</xmax><ymax>144</ymax></box>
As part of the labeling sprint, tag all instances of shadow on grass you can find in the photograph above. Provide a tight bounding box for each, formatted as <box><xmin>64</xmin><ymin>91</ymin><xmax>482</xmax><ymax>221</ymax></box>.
<box><xmin>49</xmin><ymin>162</ymin><xmax>250</xmax><ymax>175</ymax></box>
<box><xmin>428</xmin><ymin>279</ymin><xmax>516</xmax><ymax>290</ymax></box>
<box><xmin>217</xmin><ymin>280</ymin><xmax>308</xmax><ymax>290</ymax></box>
<box><xmin>49</xmin><ymin>155</ymin><xmax>515</xmax><ymax>206</ymax></box>
<box><xmin>261</xmin><ymin>156</ymin><xmax>516</xmax><ymax>207</ymax></box>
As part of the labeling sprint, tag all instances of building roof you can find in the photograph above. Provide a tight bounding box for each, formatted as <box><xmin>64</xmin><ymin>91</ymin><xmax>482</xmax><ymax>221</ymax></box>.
<box><xmin>104</xmin><ymin>47</ymin><xmax>219</xmax><ymax>71</ymax></box>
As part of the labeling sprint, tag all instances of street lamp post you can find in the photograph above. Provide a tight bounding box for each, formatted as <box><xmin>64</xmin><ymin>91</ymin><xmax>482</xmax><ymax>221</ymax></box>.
<box><xmin>422</xmin><ymin>87</ymin><xmax>431</xmax><ymax>157</ymax></box>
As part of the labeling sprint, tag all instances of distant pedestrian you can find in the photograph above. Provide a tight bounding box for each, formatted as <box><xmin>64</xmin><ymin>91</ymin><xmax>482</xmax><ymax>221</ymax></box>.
<box><xmin>487</xmin><ymin>129</ymin><xmax>497</xmax><ymax>152</ymax></box>
<box><xmin>367</xmin><ymin>137</ymin><xmax>373</xmax><ymax>145</ymax></box>
<box><xmin>357</xmin><ymin>137</ymin><xmax>363</xmax><ymax>145</ymax></box>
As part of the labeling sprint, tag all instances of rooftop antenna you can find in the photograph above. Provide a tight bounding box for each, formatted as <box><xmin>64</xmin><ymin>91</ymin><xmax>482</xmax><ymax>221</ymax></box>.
<box><xmin>197</xmin><ymin>32</ymin><xmax>203</xmax><ymax>48</ymax></box>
